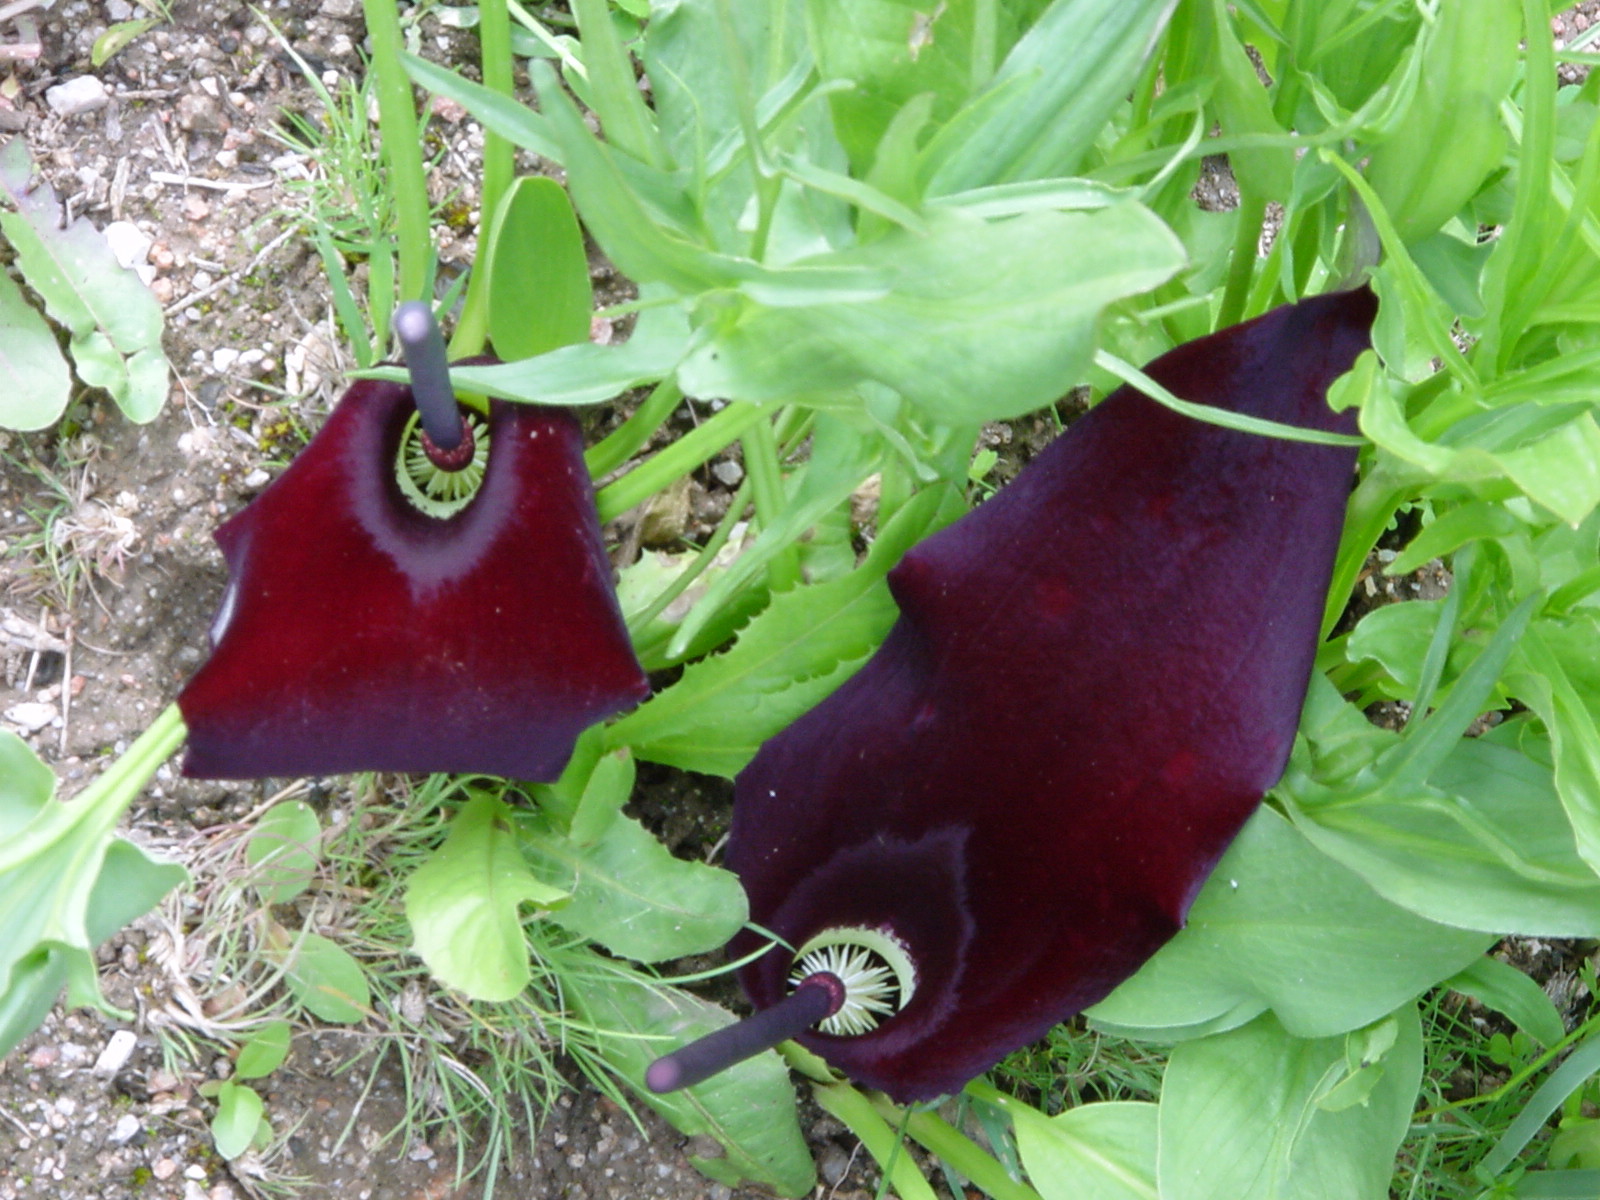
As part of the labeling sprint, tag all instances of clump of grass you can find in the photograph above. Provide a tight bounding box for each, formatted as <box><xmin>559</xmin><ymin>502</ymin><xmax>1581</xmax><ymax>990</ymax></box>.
<box><xmin>990</xmin><ymin>1020</ymin><xmax>1166</xmax><ymax>1116</ymax></box>
<box><xmin>152</xmin><ymin>773</ymin><xmax>660</xmax><ymax>1194</ymax></box>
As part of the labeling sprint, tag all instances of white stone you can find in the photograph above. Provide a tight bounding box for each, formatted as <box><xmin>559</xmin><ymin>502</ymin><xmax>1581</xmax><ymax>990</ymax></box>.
<box><xmin>4</xmin><ymin>701</ymin><xmax>58</xmax><ymax>733</ymax></box>
<box><xmin>108</xmin><ymin>1114</ymin><xmax>141</xmax><ymax>1145</ymax></box>
<box><xmin>107</xmin><ymin>0</ymin><xmax>133</xmax><ymax>17</ymax></box>
<box><xmin>211</xmin><ymin>348</ymin><xmax>241</xmax><ymax>374</ymax></box>
<box><xmin>93</xmin><ymin>1029</ymin><xmax>138</xmax><ymax>1077</ymax></box>
<box><xmin>45</xmin><ymin>76</ymin><xmax>109</xmax><ymax>117</ymax></box>
<box><xmin>103</xmin><ymin>221</ymin><xmax>152</xmax><ymax>272</ymax></box>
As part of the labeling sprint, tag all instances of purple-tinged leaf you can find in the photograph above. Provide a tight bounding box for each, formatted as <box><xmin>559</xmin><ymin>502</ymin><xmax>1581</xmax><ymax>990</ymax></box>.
<box><xmin>179</xmin><ymin>378</ymin><xmax>647</xmax><ymax>781</ymax></box>
<box><xmin>728</xmin><ymin>289</ymin><xmax>1378</xmax><ymax>1101</ymax></box>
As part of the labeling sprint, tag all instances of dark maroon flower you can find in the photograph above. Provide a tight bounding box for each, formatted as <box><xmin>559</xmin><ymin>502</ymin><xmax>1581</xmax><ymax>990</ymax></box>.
<box><xmin>724</xmin><ymin>288</ymin><xmax>1378</xmax><ymax>1101</ymax></box>
<box><xmin>178</xmin><ymin>375</ymin><xmax>648</xmax><ymax>781</ymax></box>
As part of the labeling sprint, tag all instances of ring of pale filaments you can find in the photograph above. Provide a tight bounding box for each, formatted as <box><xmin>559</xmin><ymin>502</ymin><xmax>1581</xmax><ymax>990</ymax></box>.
<box><xmin>790</xmin><ymin>926</ymin><xmax>917</xmax><ymax>1037</ymax></box>
<box><xmin>396</xmin><ymin>410</ymin><xmax>489</xmax><ymax>518</ymax></box>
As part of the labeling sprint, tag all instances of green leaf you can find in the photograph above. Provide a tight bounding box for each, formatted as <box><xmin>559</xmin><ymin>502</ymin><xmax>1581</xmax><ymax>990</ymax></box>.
<box><xmin>416</xmin><ymin>302</ymin><xmax>689</xmax><ymax>406</ymax></box>
<box><xmin>404</xmin><ymin>793</ymin><xmax>568</xmax><ymax>1002</ymax></box>
<box><xmin>1510</xmin><ymin>619</ymin><xmax>1600</xmax><ymax>880</ymax></box>
<box><xmin>570</xmin><ymin>748</ymin><xmax>636</xmax><ymax>847</ymax></box>
<box><xmin>678</xmin><ymin>203</ymin><xmax>1184</xmax><ymax>423</ymax></box>
<box><xmin>267</xmin><ymin>928</ymin><xmax>370</xmax><ymax>1024</ymax></box>
<box><xmin>520</xmin><ymin>814</ymin><xmax>746</xmax><ymax>962</ymax></box>
<box><xmin>244</xmin><ymin>800</ymin><xmax>320</xmax><ymax>905</ymax></box>
<box><xmin>234</xmin><ymin>1019</ymin><xmax>293</xmax><ymax>1081</ymax></box>
<box><xmin>1286</xmin><ymin>729</ymin><xmax>1600</xmax><ymax>936</ymax></box>
<box><xmin>401</xmin><ymin>51</ymin><xmax>562</xmax><ymax>161</ymax></box>
<box><xmin>1087</xmin><ymin>808</ymin><xmax>1489</xmax><ymax>1041</ymax></box>
<box><xmin>91</xmin><ymin>18</ymin><xmax>160</xmax><ymax>67</ymax></box>
<box><xmin>484</xmin><ymin>177</ymin><xmax>594</xmax><ymax>361</ymax></box>
<box><xmin>210</xmin><ymin>1081</ymin><xmax>267</xmax><ymax>1161</ymax></box>
<box><xmin>0</xmin><ymin>269</ymin><xmax>72</xmax><ymax>431</ymax></box>
<box><xmin>610</xmin><ymin>484</ymin><xmax>950</xmax><ymax>776</ymax></box>
<box><xmin>920</xmin><ymin>0</ymin><xmax>1179</xmax><ymax>193</ymax></box>
<box><xmin>0</xmin><ymin>138</ymin><xmax>168</xmax><ymax>423</ymax></box>
<box><xmin>1008</xmin><ymin>1100</ymin><xmax>1159</xmax><ymax>1200</ymax></box>
<box><xmin>563</xmin><ymin>971</ymin><xmax>815</xmax><ymax>1197</ymax></box>
<box><xmin>1449</xmin><ymin>956</ymin><xmax>1567</xmax><ymax>1049</ymax></box>
<box><xmin>1158</xmin><ymin>1007</ymin><xmax>1422</xmax><ymax>1200</ymax></box>
<box><xmin>0</xmin><ymin>717</ymin><xmax>187</xmax><ymax>1060</ymax></box>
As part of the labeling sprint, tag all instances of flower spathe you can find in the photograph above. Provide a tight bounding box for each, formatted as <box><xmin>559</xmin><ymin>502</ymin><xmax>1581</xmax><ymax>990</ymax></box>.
<box><xmin>728</xmin><ymin>288</ymin><xmax>1379</xmax><ymax>1102</ymax></box>
<box><xmin>178</xmin><ymin>377</ymin><xmax>648</xmax><ymax>781</ymax></box>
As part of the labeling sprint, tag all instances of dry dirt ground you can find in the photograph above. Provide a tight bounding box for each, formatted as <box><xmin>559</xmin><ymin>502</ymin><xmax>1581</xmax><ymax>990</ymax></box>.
<box><xmin>0</xmin><ymin>2</ymin><xmax>918</xmax><ymax>1198</ymax></box>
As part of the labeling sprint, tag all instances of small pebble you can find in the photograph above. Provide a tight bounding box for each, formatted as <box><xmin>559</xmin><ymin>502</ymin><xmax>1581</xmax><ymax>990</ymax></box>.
<box><xmin>93</xmin><ymin>1029</ymin><xmax>139</xmax><ymax>1077</ymax></box>
<box><xmin>108</xmin><ymin>1114</ymin><xmax>142</xmax><ymax>1145</ymax></box>
<box><xmin>46</xmin><ymin>76</ymin><xmax>109</xmax><ymax>117</ymax></box>
<box><xmin>5</xmin><ymin>701</ymin><xmax>58</xmax><ymax>733</ymax></box>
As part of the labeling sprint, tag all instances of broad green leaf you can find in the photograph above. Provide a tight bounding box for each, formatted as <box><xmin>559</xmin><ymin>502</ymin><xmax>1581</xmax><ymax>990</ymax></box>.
<box><xmin>1087</xmin><ymin>808</ymin><xmax>1489</xmax><ymax>1040</ymax></box>
<box><xmin>267</xmin><ymin>927</ymin><xmax>370</xmax><ymax>1023</ymax></box>
<box><xmin>920</xmin><ymin>0</ymin><xmax>1178</xmax><ymax>193</ymax></box>
<box><xmin>1449</xmin><ymin>956</ymin><xmax>1567</xmax><ymax>1049</ymax></box>
<box><xmin>563</xmin><ymin>971</ymin><xmax>814</xmax><ymax>1197</ymax></box>
<box><xmin>0</xmin><ymin>729</ymin><xmax>55</xmax><ymax>836</ymax></box>
<box><xmin>234</xmin><ymin>1020</ymin><xmax>293</xmax><ymax>1080</ymax></box>
<box><xmin>1158</xmin><ymin>1008</ymin><xmax>1422</xmax><ymax>1200</ymax></box>
<box><xmin>520</xmin><ymin>813</ymin><xmax>746</xmax><ymax>962</ymax></box>
<box><xmin>0</xmin><ymin>138</ymin><xmax>168</xmax><ymax>423</ymax></box>
<box><xmin>404</xmin><ymin>793</ymin><xmax>568</xmax><ymax>1002</ymax></box>
<box><xmin>483</xmin><ymin>177</ymin><xmax>593</xmax><ymax>361</ymax></box>
<box><xmin>210</xmin><ymin>1081</ymin><xmax>267</xmax><ymax>1160</ymax></box>
<box><xmin>1286</xmin><ymin>730</ymin><xmax>1600</xmax><ymax>936</ymax></box>
<box><xmin>0</xmin><ymin>269</ymin><xmax>72</xmax><ymax>431</ymax></box>
<box><xmin>678</xmin><ymin>203</ymin><xmax>1184</xmax><ymax>423</ymax></box>
<box><xmin>0</xmin><ymin>718</ymin><xmax>187</xmax><ymax>1060</ymax></box>
<box><xmin>245</xmin><ymin>800</ymin><xmax>320</xmax><ymax>905</ymax></box>
<box><xmin>609</xmin><ymin>484</ymin><xmax>951</xmax><ymax>776</ymax></box>
<box><xmin>1009</xmin><ymin>1099</ymin><xmax>1159</xmax><ymax>1200</ymax></box>
<box><xmin>1364</xmin><ymin>0</ymin><xmax>1519</xmax><ymax>243</ymax></box>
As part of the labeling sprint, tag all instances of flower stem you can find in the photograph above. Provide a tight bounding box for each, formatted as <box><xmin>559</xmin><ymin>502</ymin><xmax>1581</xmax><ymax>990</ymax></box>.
<box><xmin>741</xmin><ymin>416</ymin><xmax>802</xmax><ymax>591</ymax></box>
<box><xmin>69</xmin><ymin>703</ymin><xmax>187</xmax><ymax>847</ymax></box>
<box><xmin>363</xmin><ymin>0</ymin><xmax>432</xmax><ymax>305</ymax></box>
<box><xmin>594</xmin><ymin>402</ymin><xmax>766</xmax><ymax>522</ymax></box>
<box><xmin>448</xmin><ymin>0</ymin><xmax>513</xmax><ymax>358</ymax></box>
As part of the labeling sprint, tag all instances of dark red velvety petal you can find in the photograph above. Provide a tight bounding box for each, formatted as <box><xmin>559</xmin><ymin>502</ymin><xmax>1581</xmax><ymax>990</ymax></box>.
<box><xmin>729</xmin><ymin>288</ymin><xmax>1378</xmax><ymax>1101</ymax></box>
<box><xmin>178</xmin><ymin>378</ymin><xmax>648</xmax><ymax>781</ymax></box>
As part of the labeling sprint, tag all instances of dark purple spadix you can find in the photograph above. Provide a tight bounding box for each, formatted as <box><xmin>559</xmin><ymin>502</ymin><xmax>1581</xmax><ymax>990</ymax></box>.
<box><xmin>394</xmin><ymin>301</ymin><xmax>466</xmax><ymax>457</ymax></box>
<box><xmin>177</xmin><ymin>375</ymin><xmax>649</xmax><ymax>781</ymax></box>
<box><xmin>645</xmin><ymin>972</ymin><xmax>844</xmax><ymax>1093</ymax></box>
<box><xmin>727</xmin><ymin>288</ymin><xmax>1379</xmax><ymax>1102</ymax></box>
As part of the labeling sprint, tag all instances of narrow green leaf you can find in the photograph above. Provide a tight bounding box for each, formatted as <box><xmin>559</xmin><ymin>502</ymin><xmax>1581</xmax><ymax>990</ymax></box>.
<box><xmin>404</xmin><ymin>793</ymin><xmax>567</xmax><ymax>1002</ymax></box>
<box><xmin>401</xmin><ymin>51</ymin><xmax>562</xmax><ymax>161</ymax></box>
<box><xmin>921</xmin><ymin>0</ymin><xmax>1178</xmax><ymax>193</ymax></box>
<box><xmin>610</xmin><ymin>484</ymin><xmax>950</xmax><ymax>775</ymax></box>
<box><xmin>1449</xmin><ymin>956</ymin><xmax>1567</xmax><ymax>1049</ymax></box>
